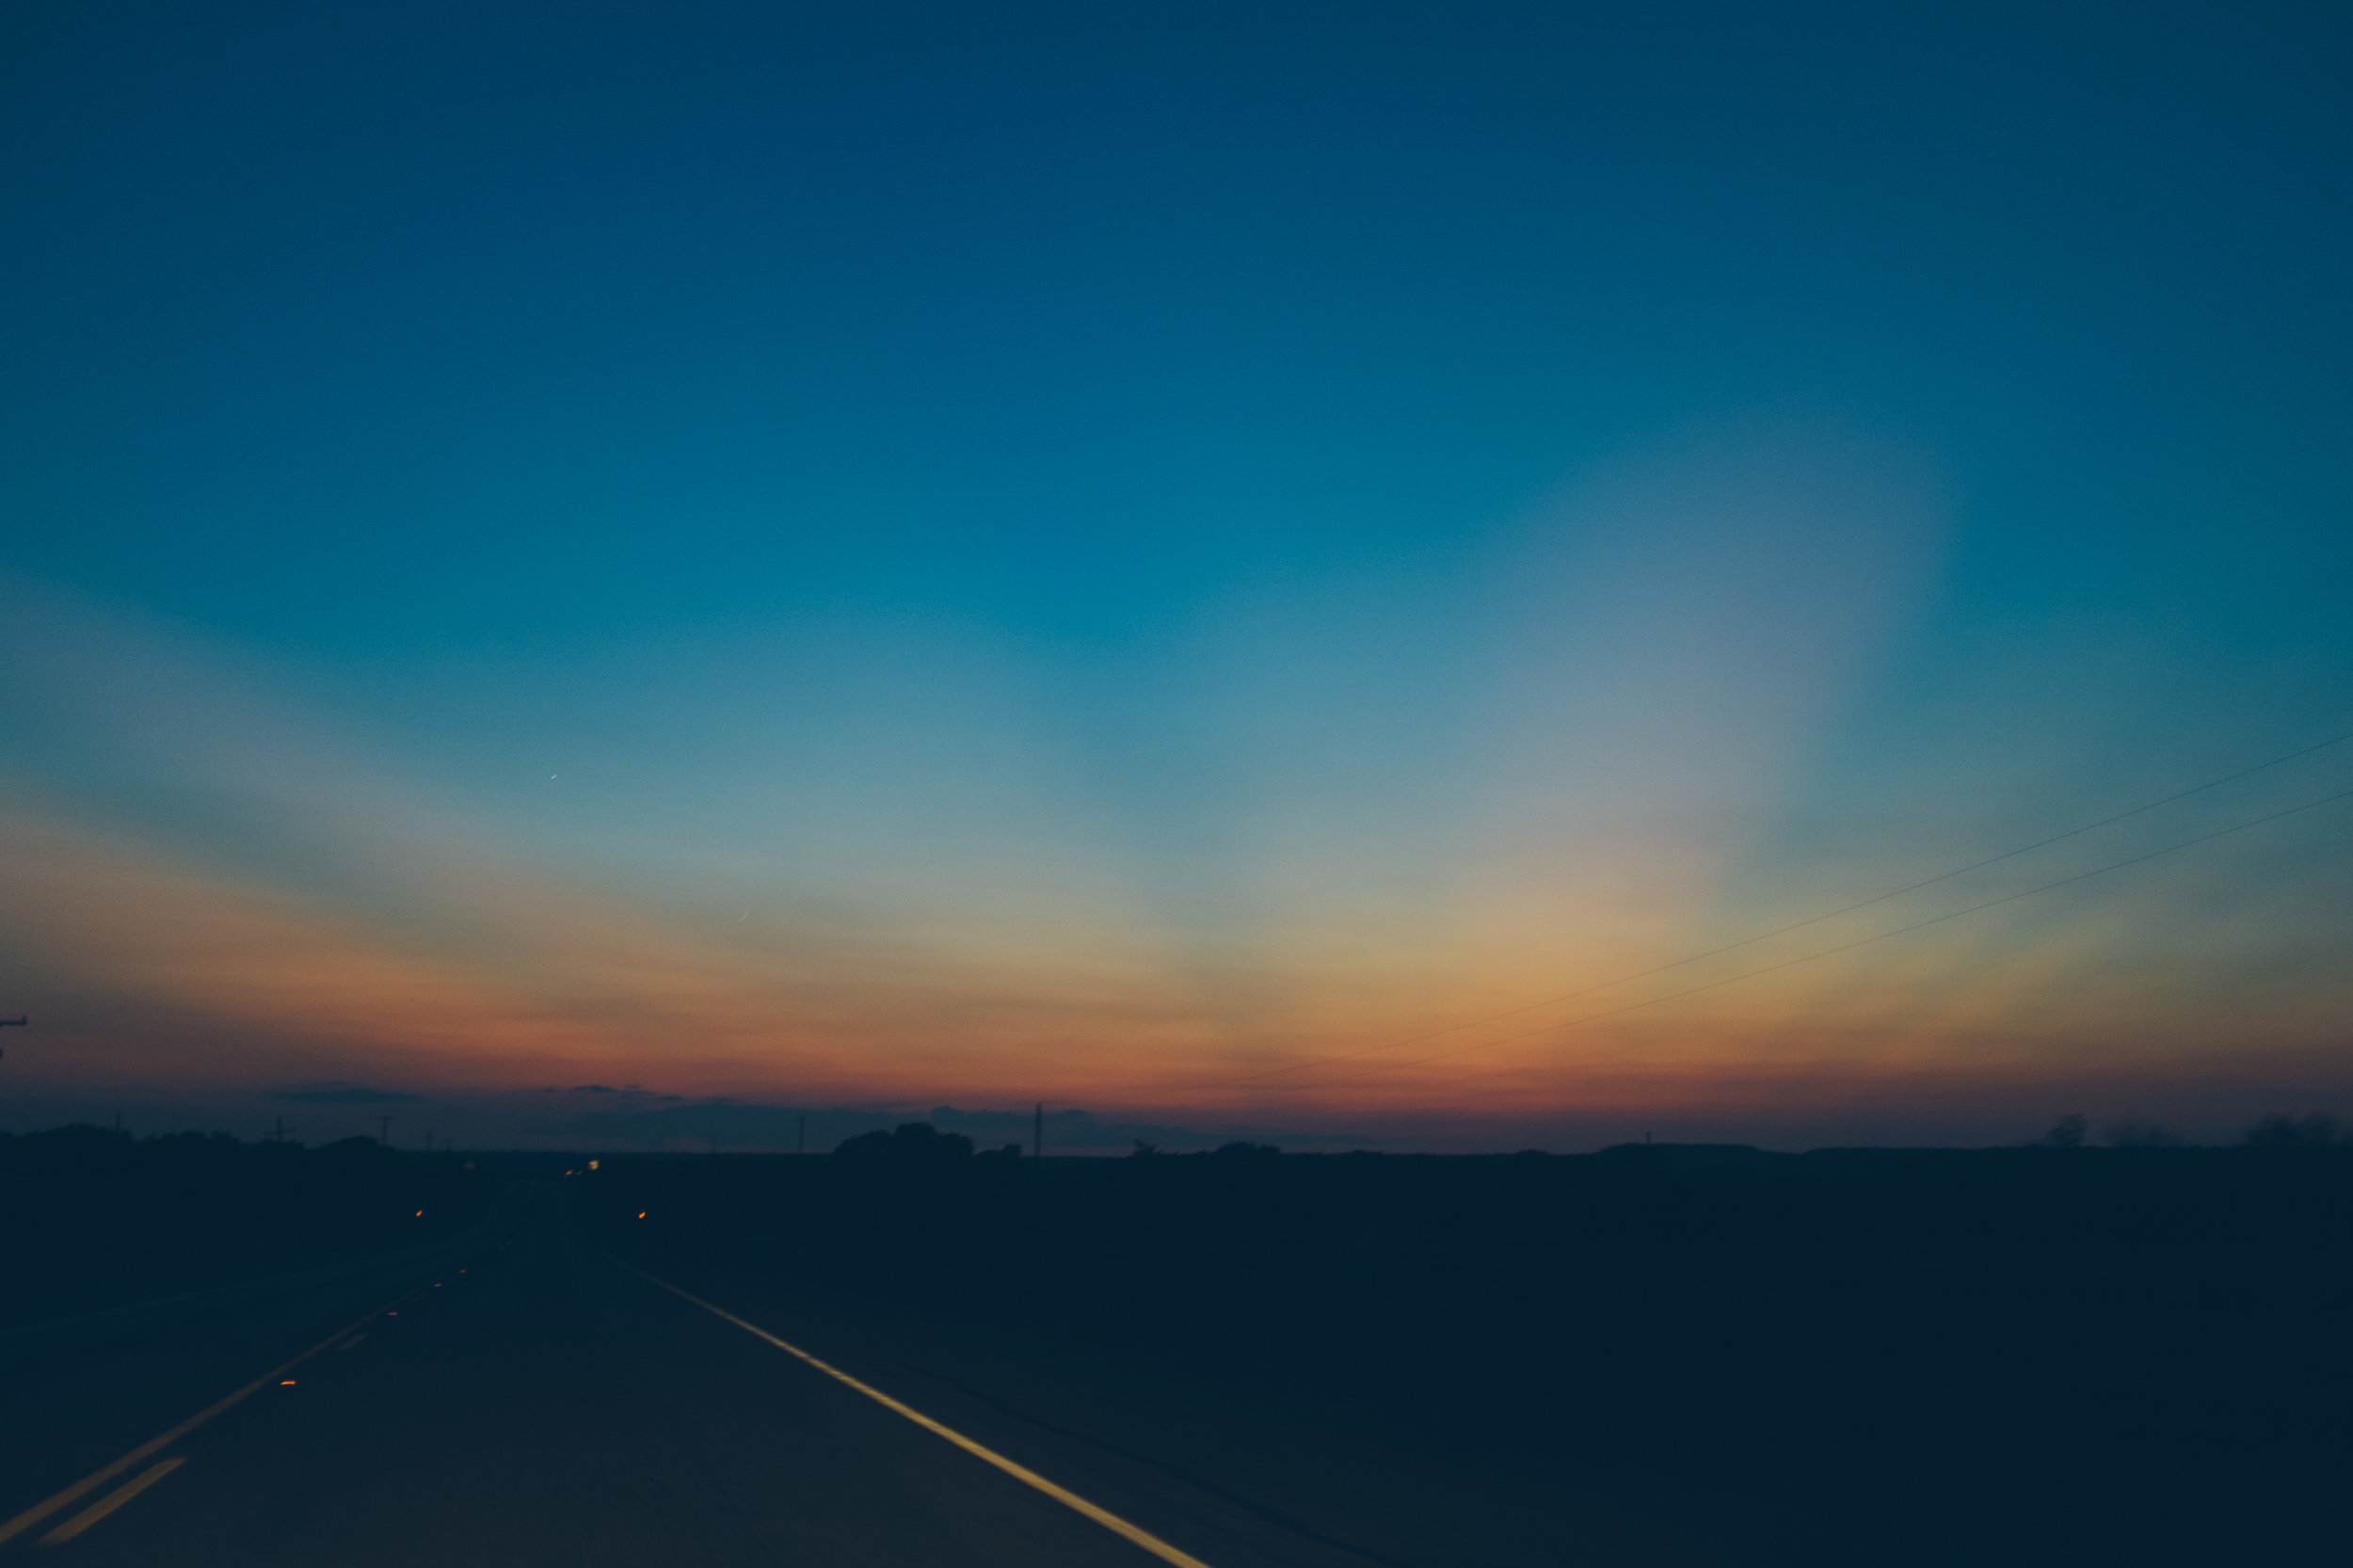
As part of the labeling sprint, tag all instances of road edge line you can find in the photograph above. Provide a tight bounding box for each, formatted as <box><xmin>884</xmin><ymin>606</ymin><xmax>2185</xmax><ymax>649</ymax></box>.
<box><xmin>37</xmin><ymin>1456</ymin><xmax>187</xmax><ymax>1545</ymax></box>
<box><xmin>0</xmin><ymin>1283</ymin><xmax>433</xmax><ymax>1546</ymax></box>
<box><xmin>629</xmin><ymin>1266</ymin><xmax>1219</xmax><ymax>1568</ymax></box>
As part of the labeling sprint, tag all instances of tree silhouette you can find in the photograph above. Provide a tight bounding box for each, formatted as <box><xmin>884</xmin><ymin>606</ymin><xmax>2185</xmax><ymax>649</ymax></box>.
<box><xmin>2241</xmin><ymin>1112</ymin><xmax>2339</xmax><ymax>1149</ymax></box>
<box><xmin>832</xmin><ymin>1122</ymin><xmax>975</xmax><ymax>1162</ymax></box>
<box><xmin>2040</xmin><ymin>1113</ymin><xmax>2088</xmax><ymax>1148</ymax></box>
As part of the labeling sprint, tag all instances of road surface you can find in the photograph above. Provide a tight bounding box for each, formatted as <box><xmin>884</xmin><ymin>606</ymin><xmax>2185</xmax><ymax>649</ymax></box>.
<box><xmin>1</xmin><ymin>1184</ymin><xmax>1709</xmax><ymax>1567</ymax></box>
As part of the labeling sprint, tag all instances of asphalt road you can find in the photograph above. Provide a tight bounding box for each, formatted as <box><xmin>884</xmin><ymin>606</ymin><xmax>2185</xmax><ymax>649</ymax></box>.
<box><xmin>5</xmin><ymin>1186</ymin><xmax>1170</xmax><ymax>1566</ymax></box>
<box><xmin>1</xmin><ymin>1184</ymin><xmax>1720</xmax><ymax>1568</ymax></box>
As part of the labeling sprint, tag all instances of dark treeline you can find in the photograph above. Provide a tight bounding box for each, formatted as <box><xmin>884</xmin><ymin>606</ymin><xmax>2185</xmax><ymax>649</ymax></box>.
<box><xmin>595</xmin><ymin>1113</ymin><xmax>2353</xmax><ymax>1255</ymax></box>
<box><xmin>578</xmin><ymin>1122</ymin><xmax>2353</xmax><ymax>1563</ymax></box>
<box><xmin>0</xmin><ymin>1125</ymin><xmax>493</xmax><ymax>1327</ymax></box>
<box><xmin>584</xmin><ymin>1123</ymin><xmax>2353</xmax><ymax>1283</ymax></box>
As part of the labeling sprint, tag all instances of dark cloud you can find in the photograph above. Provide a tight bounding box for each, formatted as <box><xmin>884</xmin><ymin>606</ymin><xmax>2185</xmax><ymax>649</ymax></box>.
<box><xmin>925</xmin><ymin>1105</ymin><xmax>1377</xmax><ymax>1151</ymax></box>
<box><xmin>274</xmin><ymin>1083</ymin><xmax>419</xmax><ymax>1104</ymax></box>
<box><xmin>558</xmin><ymin>1100</ymin><xmax>865</xmax><ymax>1149</ymax></box>
<box><xmin>550</xmin><ymin>1097</ymin><xmax>1377</xmax><ymax>1153</ymax></box>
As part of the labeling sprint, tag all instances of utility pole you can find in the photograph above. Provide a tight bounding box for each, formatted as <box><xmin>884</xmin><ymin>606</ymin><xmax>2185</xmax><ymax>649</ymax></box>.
<box><xmin>376</xmin><ymin>1113</ymin><xmax>393</xmax><ymax>1147</ymax></box>
<box><xmin>270</xmin><ymin>1115</ymin><xmax>295</xmax><ymax>1144</ymax></box>
<box><xmin>1032</xmin><ymin>1102</ymin><xmax>1043</xmax><ymax>1161</ymax></box>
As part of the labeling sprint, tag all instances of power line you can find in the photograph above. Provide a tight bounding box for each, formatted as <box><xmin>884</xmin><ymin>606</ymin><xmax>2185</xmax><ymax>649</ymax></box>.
<box><xmin>1231</xmin><ymin>724</ymin><xmax>2353</xmax><ymax>1086</ymax></box>
<box><xmin>1249</xmin><ymin>783</ymin><xmax>2353</xmax><ymax>1089</ymax></box>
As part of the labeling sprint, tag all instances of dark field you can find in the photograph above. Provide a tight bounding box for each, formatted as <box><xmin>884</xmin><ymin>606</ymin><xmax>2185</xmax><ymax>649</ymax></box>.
<box><xmin>0</xmin><ymin>1126</ymin><xmax>494</xmax><ymax>1330</ymax></box>
<box><xmin>577</xmin><ymin>1138</ymin><xmax>2353</xmax><ymax>1564</ymax></box>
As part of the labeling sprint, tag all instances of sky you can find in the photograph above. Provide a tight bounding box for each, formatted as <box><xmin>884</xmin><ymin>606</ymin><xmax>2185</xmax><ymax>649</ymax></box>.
<box><xmin>2</xmin><ymin>0</ymin><xmax>2349</xmax><ymax>1151</ymax></box>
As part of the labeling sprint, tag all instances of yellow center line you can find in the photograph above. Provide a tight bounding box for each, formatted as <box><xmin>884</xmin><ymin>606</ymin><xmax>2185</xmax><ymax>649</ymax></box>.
<box><xmin>628</xmin><ymin>1267</ymin><xmax>1218</xmax><ymax>1568</ymax></box>
<box><xmin>0</xmin><ymin>1283</ymin><xmax>434</xmax><ymax>1548</ymax></box>
<box><xmin>38</xmin><ymin>1458</ymin><xmax>185</xmax><ymax>1545</ymax></box>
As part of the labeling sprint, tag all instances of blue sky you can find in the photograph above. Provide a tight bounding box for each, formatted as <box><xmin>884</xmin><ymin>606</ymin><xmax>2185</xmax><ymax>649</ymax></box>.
<box><xmin>2</xmin><ymin>1</ymin><xmax>2348</xmax><ymax>1148</ymax></box>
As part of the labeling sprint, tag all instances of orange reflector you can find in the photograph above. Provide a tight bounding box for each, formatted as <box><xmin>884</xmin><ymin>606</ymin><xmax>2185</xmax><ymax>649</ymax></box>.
<box><xmin>638</xmin><ymin>1211</ymin><xmax>647</xmax><ymax>1219</ymax></box>
<box><xmin>280</xmin><ymin>1380</ymin><xmax>296</xmax><ymax>1385</ymax></box>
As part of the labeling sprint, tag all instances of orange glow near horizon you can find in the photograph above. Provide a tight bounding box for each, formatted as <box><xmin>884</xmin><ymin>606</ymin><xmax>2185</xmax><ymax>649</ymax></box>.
<box><xmin>3</xmin><ymin>440</ymin><xmax>2350</xmax><ymax>1149</ymax></box>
